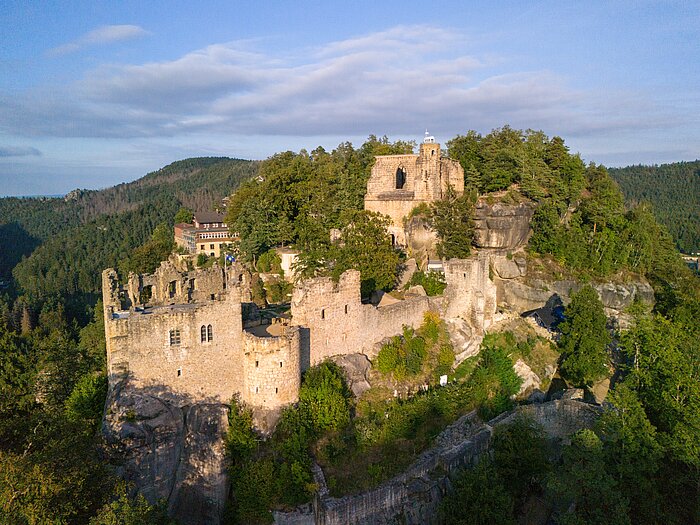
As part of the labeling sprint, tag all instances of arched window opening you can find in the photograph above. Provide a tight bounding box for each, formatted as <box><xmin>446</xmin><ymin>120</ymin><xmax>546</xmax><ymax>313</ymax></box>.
<box><xmin>200</xmin><ymin>325</ymin><xmax>207</xmax><ymax>343</ymax></box>
<box><xmin>395</xmin><ymin>167</ymin><xmax>406</xmax><ymax>189</ymax></box>
<box><xmin>207</xmin><ymin>324</ymin><xmax>213</xmax><ymax>342</ymax></box>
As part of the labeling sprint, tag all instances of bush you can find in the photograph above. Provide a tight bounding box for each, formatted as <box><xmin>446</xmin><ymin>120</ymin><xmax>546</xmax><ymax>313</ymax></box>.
<box><xmin>64</xmin><ymin>373</ymin><xmax>108</xmax><ymax>431</ymax></box>
<box><xmin>257</xmin><ymin>250</ymin><xmax>282</xmax><ymax>274</ymax></box>
<box><xmin>407</xmin><ymin>271</ymin><xmax>446</xmax><ymax>296</ymax></box>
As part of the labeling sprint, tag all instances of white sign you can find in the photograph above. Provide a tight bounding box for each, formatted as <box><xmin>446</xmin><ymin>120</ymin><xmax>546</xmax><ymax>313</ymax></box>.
<box><xmin>439</xmin><ymin>375</ymin><xmax>448</xmax><ymax>386</ymax></box>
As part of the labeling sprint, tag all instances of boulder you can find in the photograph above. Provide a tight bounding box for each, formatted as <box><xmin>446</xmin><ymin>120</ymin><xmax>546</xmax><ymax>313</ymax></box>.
<box><xmin>474</xmin><ymin>201</ymin><xmax>535</xmax><ymax>252</ymax></box>
<box><xmin>492</xmin><ymin>256</ymin><xmax>522</xmax><ymax>279</ymax></box>
<box><xmin>331</xmin><ymin>353</ymin><xmax>372</xmax><ymax>398</ymax></box>
<box><xmin>514</xmin><ymin>359</ymin><xmax>541</xmax><ymax>395</ymax></box>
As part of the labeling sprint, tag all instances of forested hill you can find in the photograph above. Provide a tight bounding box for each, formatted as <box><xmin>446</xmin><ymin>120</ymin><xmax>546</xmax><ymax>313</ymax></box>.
<box><xmin>609</xmin><ymin>160</ymin><xmax>700</xmax><ymax>254</ymax></box>
<box><xmin>1</xmin><ymin>157</ymin><xmax>258</xmax><ymax>319</ymax></box>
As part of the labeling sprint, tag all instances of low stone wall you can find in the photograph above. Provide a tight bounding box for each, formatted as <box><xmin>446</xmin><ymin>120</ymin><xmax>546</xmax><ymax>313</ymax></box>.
<box><xmin>274</xmin><ymin>400</ymin><xmax>601</xmax><ymax>525</ymax></box>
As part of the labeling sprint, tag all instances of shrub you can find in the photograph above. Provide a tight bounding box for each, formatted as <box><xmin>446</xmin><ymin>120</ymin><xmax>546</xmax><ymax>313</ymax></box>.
<box><xmin>64</xmin><ymin>373</ymin><xmax>107</xmax><ymax>431</ymax></box>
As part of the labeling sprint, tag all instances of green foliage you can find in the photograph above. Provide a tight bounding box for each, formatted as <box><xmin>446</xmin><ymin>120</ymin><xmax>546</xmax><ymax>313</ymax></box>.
<box><xmin>375</xmin><ymin>326</ymin><xmax>427</xmax><ymax>380</ymax></box>
<box><xmin>226</xmin><ymin>396</ymin><xmax>257</xmax><ymax>464</ymax></box>
<box><xmin>64</xmin><ymin>373</ymin><xmax>108</xmax><ymax>431</ymax></box>
<box><xmin>558</xmin><ymin>286</ymin><xmax>611</xmax><ymax>387</ymax></box>
<box><xmin>621</xmin><ymin>312</ymin><xmax>700</xmax><ymax>466</ymax></box>
<box><xmin>226</xmin><ymin>362</ymin><xmax>351</xmax><ymax>520</ymax></box>
<box><xmin>256</xmin><ymin>249</ymin><xmax>282</xmax><ymax>274</ymax></box>
<box><xmin>548</xmin><ymin>429</ymin><xmax>631</xmax><ymax>525</ymax></box>
<box><xmin>89</xmin><ymin>483</ymin><xmax>173</xmax><ymax>525</ymax></box>
<box><xmin>406</xmin><ymin>270</ymin><xmax>446</xmax><ymax>296</ymax></box>
<box><xmin>264</xmin><ymin>278</ymin><xmax>292</xmax><ymax>304</ymax></box>
<box><xmin>470</xmin><ymin>343</ymin><xmax>522</xmax><ymax>419</ymax></box>
<box><xmin>298</xmin><ymin>362</ymin><xmax>352</xmax><ymax>433</ymax></box>
<box><xmin>330</xmin><ymin>210</ymin><xmax>400</xmax><ymax>297</ymax></box>
<box><xmin>173</xmin><ymin>207</ymin><xmax>194</xmax><ymax>224</ymax></box>
<box><xmin>438</xmin><ymin>417</ymin><xmax>548</xmax><ymax>524</ymax></box>
<box><xmin>609</xmin><ymin>161</ymin><xmax>700</xmax><ymax>254</ymax></box>
<box><xmin>492</xmin><ymin>417</ymin><xmax>550</xmax><ymax>506</ymax></box>
<box><xmin>438</xmin><ymin>460</ymin><xmax>516</xmax><ymax>525</ymax></box>
<box><xmin>429</xmin><ymin>185</ymin><xmax>475</xmax><ymax>259</ymax></box>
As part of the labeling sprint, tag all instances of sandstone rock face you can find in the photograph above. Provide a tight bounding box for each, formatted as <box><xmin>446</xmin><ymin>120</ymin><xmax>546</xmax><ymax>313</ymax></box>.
<box><xmin>331</xmin><ymin>353</ymin><xmax>372</xmax><ymax>398</ymax></box>
<box><xmin>404</xmin><ymin>216</ymin><xmax>437</xmax><ymax>269</ymax></box>
<box><xmin>491</xmin><ymin>255</ymin><xmax>525</xmax><ymax>280</ymax></box>
<box><xmin>513</xmin><ymin>359</ymin><xmax>541</xmax><ymax>395</ymax></box>
<box><xmin>397</xmin><ymin>258</ymin><xmax>418</xmax><ymax>290</ymax></box>
<box><xmin>499</xmin><ymin>277</ymin><xmax>654</xmax><ymax>317</ymax></box>
<box><xmin>473</xmin><ymin>202</ymin><xmax>535</xmax><ymax>252</ymax></box>
<box><xmin>103</xmin><ymin>385</ymin><xmax>229</xmax><ymax>525</ymax></box>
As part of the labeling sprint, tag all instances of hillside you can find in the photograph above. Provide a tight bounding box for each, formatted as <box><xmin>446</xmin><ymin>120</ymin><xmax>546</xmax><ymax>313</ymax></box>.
<box><xmin>609</xmin><ymin>161</ymin><xmax>700</xmax><ymax>254</ymax></box>
<box><xmin>1</xmin><ymin>157</ymin><xmax>259</xmax><ymax>318</ymax></box>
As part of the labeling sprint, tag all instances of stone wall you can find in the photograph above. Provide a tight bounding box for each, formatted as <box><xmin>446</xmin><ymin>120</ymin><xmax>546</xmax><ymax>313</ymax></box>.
<box><xmin>443</xmin><ymin>254</ymin><xmax>497</xmax><ymax>332</ymax></box>
<box><xmin>364</xmin><ymin>142</ymin><xmax>464</xmax><ymax>246</ymax></box>
<box><xmin>242</xmin><ymin>327</ymin><xmax>302</xmax><ymax>411</ymax></box>
<box><xmin>274</xmin><ymin>400</ymin><xmax>601</xmax><ymax>525</ymax></box>
<box><xmin>290</xmin><ymin>270</ymin><xmax>433</xmax><ymax>368</ymax></box>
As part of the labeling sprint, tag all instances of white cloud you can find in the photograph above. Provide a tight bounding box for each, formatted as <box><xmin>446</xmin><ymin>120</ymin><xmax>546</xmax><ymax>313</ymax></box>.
<box><xmin>47</xmin><ymin>24</ymin><xmax>148</xmax><ymax>56</ymax></box>
<box><xmin>0</xmin><ymin>24</ymin><xmax>690</xmax><ymax>163</ymax></box>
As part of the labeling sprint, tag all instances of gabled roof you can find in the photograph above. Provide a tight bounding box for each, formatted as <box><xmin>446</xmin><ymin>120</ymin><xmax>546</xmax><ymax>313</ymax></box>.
<box><xmin>194</xmin><ymin>211</ymin><xmax>225</xmax><ymax>224</ymax></box>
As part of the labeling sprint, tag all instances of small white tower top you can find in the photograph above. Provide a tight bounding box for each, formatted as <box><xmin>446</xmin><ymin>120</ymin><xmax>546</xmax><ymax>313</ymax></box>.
<box><xmin>424</xmin><ymin>129</ymin><xmax>435</xmax><ymax>144</ymax></box>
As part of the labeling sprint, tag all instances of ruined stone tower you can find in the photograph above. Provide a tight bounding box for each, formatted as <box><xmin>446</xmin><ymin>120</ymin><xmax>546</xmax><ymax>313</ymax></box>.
<box><xmin>364</xmin><ymin>131</ymin><xmax>464</xmax><ymax>246</ymax></box>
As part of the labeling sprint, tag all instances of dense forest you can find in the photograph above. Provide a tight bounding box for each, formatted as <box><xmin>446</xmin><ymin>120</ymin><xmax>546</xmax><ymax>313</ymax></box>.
<box><xmin>0</xmin><ymin>129</ymin><xmax>698</xmax><ymax>524</ymax></box>
<box><xmin>0</xmin><ymin>157</ymin><xmax>258</xmax><ymax>324</ymax></box>
<box><xmin>609</xmin><ymin>160</ymin><xmax>700</xmax><ymax>254</ymax></box>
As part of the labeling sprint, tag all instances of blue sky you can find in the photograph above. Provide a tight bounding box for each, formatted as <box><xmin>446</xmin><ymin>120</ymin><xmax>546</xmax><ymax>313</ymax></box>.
<box><xmin>1</xmin><ymin>1</ymin><xmax>698</xmax><ymax>196</ymax></box>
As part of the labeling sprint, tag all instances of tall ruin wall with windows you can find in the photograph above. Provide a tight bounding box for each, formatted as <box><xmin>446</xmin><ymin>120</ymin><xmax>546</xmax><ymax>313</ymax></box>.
<box><xmin>364</xmin><ymin>140</ymin><xmax>464</xmax><ymax>246</ymax></box>
<box><xmin>102</xmin><ymin>266</ymin><xmax>300</xmax><ymax>416</ymax></box>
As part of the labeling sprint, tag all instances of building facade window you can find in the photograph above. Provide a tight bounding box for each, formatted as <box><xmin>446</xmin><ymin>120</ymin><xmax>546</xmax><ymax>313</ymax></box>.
<box><xmin>169</xmin><ymin>329</ymin><xmax>181</xmax><ymax>346</ymax></box>
<box><xmin>207</xmin><ymin>324</ymin><xmax>213</xmax><ymax>341</ymax></box>
<box><xmin>321</xmin><ymin>309</ymin><xmax>325</xmax><ymax>319</ymax></box>
<box><xmin>201</xmin><ymin>325</ymin><xmax>207</xmax><ymax>343</ymax></box>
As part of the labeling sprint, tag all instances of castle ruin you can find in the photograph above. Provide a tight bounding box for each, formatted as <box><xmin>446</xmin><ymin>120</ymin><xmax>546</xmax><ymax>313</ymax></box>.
<box><xmin>102</xmin><ymin>253</ymin><xmax>495</xmax><ymax>428</ymax></box>
<box><xmin>364</xmin><ymin>132</ymin><xmax>464</xmax><ymax>246</ymax></box>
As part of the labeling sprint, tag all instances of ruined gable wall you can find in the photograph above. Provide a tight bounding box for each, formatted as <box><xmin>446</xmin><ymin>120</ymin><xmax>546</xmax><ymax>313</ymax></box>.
<box><xmin>241</xmin><ymin>328</ymin><xmax>301</xmax><ymax>411</ymax></box>
<box><xmin>290</xmin><ymin>270</ymin><xmax>433</xmax><ymax>366</ymax></box>
<box><xmin>290</xmin><ymin>271</ymin><xmax>364</xmax><ymax>368</ymax></box>
<box><xmin>104</xmin><ymin>287</ymin><xmax>245</xmax><ymax>404</ymax></box>
<box><xmin>127</xmin><ymin>259</ymin><xmax>227</xmax><ymax>307</ymax></box>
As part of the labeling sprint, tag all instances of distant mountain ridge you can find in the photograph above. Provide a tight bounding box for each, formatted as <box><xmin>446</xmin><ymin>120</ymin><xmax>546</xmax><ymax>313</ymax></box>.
<box><xmin>1</xmin><ymin>157</ymin><xmax>259</xmax><ymax>318</ymax></box>
<box><xmin>608</xmin><ymin>160</ymin><xmax>700</xmax><ymax>254</ymax></box>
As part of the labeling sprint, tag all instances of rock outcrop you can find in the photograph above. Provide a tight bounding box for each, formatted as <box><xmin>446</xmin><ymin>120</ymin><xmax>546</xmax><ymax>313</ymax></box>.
<box><xmin>498</xmin><ymin>276</ymin><xmax>654</xmax><ymax>319</ymax></box>
<box><xmin>103</xmin><ymin>384</ymin><xmax>229</xmax><ymax>525</ymax></box>
<box><xmin>473</xmin><ymin>201</ymin><xmax>535</xmax><ymax>253</ymax></box>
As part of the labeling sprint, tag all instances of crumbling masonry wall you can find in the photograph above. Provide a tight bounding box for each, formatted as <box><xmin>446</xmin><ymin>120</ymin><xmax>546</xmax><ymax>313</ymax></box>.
<box><xmin>364</xmin><ymin>142</ymin><xmax>464</xmax><ymax>245</ymax></box>
<box><xmin>290</xmin><ymin>257</ymin><xmax>496</xmax><ymax>368</ymax></box>
<box><xmin>290</xmin><ymin>270</ymin><xmax>432</xmax><ymax>369</ymax></box>
<box><xmin>102</xmin><ymin>268</ymin><xmax>301</xmax><ymax>414</ymax></box>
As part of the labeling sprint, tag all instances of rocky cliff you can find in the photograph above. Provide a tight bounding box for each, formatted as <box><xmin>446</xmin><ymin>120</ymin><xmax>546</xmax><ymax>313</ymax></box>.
<box><xmin>103</xmin><ymin>383</ymin><xmax>229</xmax><ymax>525</ymax></box>
<box><xmin>490</xmin><ymin>254</ymin><xmax>655</xmax><ymax>323</ymax></box>
<box><xmin>473</xmin><ymin>201</ymin><xmax>535</xmax><ymax>253</ymax></box>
